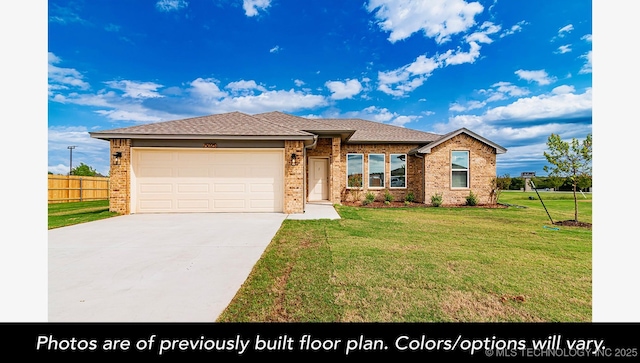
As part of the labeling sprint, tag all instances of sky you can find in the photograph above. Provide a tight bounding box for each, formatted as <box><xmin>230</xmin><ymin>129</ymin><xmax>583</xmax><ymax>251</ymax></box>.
<box><xmin>47</xmin><ymin>0</ymin><xmax>593</xmax><ymax>177</ymax></box>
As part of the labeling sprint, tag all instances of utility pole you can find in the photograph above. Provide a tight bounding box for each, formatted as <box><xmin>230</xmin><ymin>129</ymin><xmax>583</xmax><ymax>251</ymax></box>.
<box><xmin>68</xmin><ymin>146</ymin><xmax>76</xmax><ymax>176</ymax></box>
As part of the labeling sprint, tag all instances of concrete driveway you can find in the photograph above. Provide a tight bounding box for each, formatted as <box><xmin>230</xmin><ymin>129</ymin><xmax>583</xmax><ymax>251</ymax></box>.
<box><xmin>48</xmin><ymin>213</ymin><xmax>287</xmax><ymax>322</ymax></box>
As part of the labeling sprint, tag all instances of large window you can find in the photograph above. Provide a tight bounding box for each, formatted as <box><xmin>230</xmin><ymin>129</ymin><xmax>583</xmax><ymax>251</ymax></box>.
<box><xmin>347</xmin><ymin>154</ymin><xmax>364</xmax><ymax>188</ymax></box>
<box><xmin>368</xmin><ymin>154</ymin><xmax>385</xmax><ymax>188</ymax></box>
<box><xmin>451</xmin><ymin>150</ymin><xmax>469</xmax><ymax>188</ymax></box>
<box><xmin>390</xmin><ymin>154</ymin><xmax>406</xmax><ymax>188</ymax></box>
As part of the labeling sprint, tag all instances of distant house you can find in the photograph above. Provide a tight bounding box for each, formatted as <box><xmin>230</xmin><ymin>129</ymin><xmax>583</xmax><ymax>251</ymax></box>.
<box><xmin>89</xmin><ymin>111</ymin><xmax>506</xmax><ymax>214</ymax></box>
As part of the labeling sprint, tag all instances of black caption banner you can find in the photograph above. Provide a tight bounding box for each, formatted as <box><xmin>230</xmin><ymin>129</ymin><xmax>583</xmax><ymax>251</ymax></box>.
<box><xmin>3</xmin><ymin>323</ymin><xmax>639</xmax><ymax>361</ymax></box>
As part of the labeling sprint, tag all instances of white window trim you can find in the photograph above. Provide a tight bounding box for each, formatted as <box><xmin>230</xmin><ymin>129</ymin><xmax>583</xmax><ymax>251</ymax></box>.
<box><xmin>346</xmin><ymin>153</ymin><xmax>364</xmax><ymax>189</ymax></box>
<box><xmin>451</xmin><ymin>150</ymin><xmax>470</xmax><ymax>189</ymax></box>
<box><xmin>389</xmin><ymin>153</ymin><xmax>407</xmax><ymax>189</ymax></box>
<box><xmin>367</xmin><ymin>153</ymin><xmax>385</xmax><ymax>189</ymax></box>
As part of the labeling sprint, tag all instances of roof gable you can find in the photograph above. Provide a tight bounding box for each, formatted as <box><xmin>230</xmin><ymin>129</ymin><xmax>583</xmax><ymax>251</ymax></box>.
<box><xmin>415</xmin><ymin>128</ymin><xmax>507</xmax><ymax>154</ymax></box>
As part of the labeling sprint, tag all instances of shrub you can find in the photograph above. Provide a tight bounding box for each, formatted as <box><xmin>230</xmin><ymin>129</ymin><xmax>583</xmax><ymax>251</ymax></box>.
<box><xmin>431</xmin><ymin>193</ymin><xmax>443</xmax><ymax>207</ymax></box>
<box><xmin>466</xmin><ymin>191</ymin><xmax>478</xmax><ymax>206</ymax></box>
<box><xmin>384</xmin><ymin>190</ymin><xmax>394</xmax><ymax>202</ymax></box>
<box><xmin>363</xmin><ymin>192</ymin><xmax>376</xmax><ymax>205</ymax></box>
<box><xmin>405</xmin><ymin>191</ymin><xmax>416</xmax><ymax>203</ymax></box>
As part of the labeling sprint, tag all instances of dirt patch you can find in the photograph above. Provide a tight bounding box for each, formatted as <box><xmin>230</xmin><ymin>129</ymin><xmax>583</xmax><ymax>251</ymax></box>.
<box><xmin>268</xmin><ymin>263</ymin><xmax>294</xmax><ymax>322</ymax></box>
<box><xmin>440</xmin><ymin>290</ymin><xmax>543</xmax><ymax>322</ymax></box>
<box><xmin>554</xmin><ymin>220</ymin><xmax>592</xmax><ymax>229</ymax></box>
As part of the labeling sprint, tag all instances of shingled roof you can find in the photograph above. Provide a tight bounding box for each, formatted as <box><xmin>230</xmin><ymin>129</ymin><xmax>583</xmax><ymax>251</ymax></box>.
<box><xmin>89</xmin><ymin>111</ymin><xmax>315</xmax><ymax>140</ymax></box>
<box><xmin>89</xmin><ymin>111</ymin><xmax>473</xmax><ymax>147</ymax></box>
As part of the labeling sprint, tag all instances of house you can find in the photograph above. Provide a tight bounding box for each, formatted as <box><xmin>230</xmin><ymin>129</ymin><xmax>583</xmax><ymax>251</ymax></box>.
<box><xmin>89</xmin><ymin>111</ymin><xmax>506</xmax><ymax>214</ymax></box>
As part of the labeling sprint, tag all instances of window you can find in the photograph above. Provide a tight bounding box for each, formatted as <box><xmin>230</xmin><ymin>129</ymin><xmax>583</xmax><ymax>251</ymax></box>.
<box><xmin>347</xmin><ymin>154</ymin><xmax>363</xmax><ymax>188</ymax></box>
<box><xmin>368</xmin><ymin>154</ymin><xmax>385</xmax><ymax>188</ymax></box>
<box><xmin>451</xmin><ymin>150</ymin><xmax>469</xmax><ymax>188</ymax></box>
<box><xmin>390</xmin><ymin>154</ymin><xmax>406</xmax><ymax>188</ymax></box>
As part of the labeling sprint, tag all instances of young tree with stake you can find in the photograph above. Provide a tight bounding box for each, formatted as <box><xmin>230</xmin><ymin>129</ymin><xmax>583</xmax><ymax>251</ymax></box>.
<box><xmin>543</xmin><ymin>133</ymin><xmax>592</xmax><ymax>222</ymax></box>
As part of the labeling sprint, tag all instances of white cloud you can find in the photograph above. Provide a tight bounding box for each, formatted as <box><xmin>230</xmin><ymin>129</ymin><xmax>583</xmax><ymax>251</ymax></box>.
<box><xmin>483</xmin><ymin>88</ymin><xmax>592</xmax><ymax>122</ymax></box>
<box><xmin>225</xmin><ymin>80</ymin><xmax>267</xmax><ymax>93</ymax></box>
<box><xmin>480</xmin><ymin>81</ymin><xmax>530</xmax><ymax>102</ymax></box>
<box><xmin>439</xmin><ymin>41</ymin><xmax>481</xmax><ymax>66</ymax></box>
<box><xmin>48</xmin><ymin>52</ymin><xmax>90</xmax><ymax>92</ymax></box>
<box><xmin>318</xmin><ymin>106</ymin><xmax>421</xmax><ymax>127</ymax></box>
<box><xmin>188</xmin><ymin>78</ymin><xmax>227</xmax><ymax>100</ymax></box>
<box><xmin>377</xmin><ymin>54</ymin><xmax>440</xmax><ymax>96</ymax></box>
<box><xmin>213</xmin><ymin>89</ymin><xmax>327</xmax><ymax>114</ymax></box>
<box><xmin>500</xmin><ymin>21</ymin><xmax>527</xmax><ymax>38</ymax></box>
<box><xmin>366</xmin><ymin>0</ymin><xmax>484</xmax><ymax>44</ymax></box>
<box><xmin>556</xmin><ymin>45</ymin><xmax>572</xmax><ymax>54</ymax></box>
<box><xmin>579</xmin><ymin>50</ymin><xmax>592</xmax><ymax>74</ymax></box>
<box><xmin>269</xmin><ymin>45</ymin><xmax>280</xmax><ymax>53</ymax></box>
<box><xmin>294</xmin><ymin>79</ymin><xmax>305</xmax><ymax>87</ymax></box>
<box><xmin>515</xmin><ymin>69</ymin><xmax>556</xmax><ymax>85</ymax></box>
<box><xmin>104</xmin><ymin>80</ymin><xmax>164</xmax><ymax>98</ymax></box>
<box><xmin>360</xmin><ymin>106</ymin><xmax>396</xmax><ymax>122</ymax></box>
<box><xmin>465</xmin><ymin>21</ymin><xmax>500</xmax><ymax>44</ymax></box>
<box><xmin>449</xmin><ymin>100</ymin><xmax>486</xmax><ymax>112</ymax></box>
<box><xmin>325</xmin><ymin>79</ymin><xmax>363</xmax><ymax>100</ymax></box>
<box><xmin>433</xmin><ymin>88</ymin><xmax>592</xmax><ymax>150</ymax></box>
<box><xmin>551</xmin><ymin>85</ymin><xmax>575</xmax><ymax>95</ymax></box>
<box><xmin>155</xmin><ymin>0</ymin><xmax>188</xmax><ymax>12</ymax></box>
<box><xmin>243</xmin><ymin>0</ymin><xmax>271</xmax><ymax>17</ymax></box>
<box><xmin>581</xmin><ymin>34</ymin><xmax>592</xmax><ymax>42</ymax></box>
<box><xmin>558</xmin><ymin>24</ymin><xmax>574</xmax><ymax>36</ymax></box>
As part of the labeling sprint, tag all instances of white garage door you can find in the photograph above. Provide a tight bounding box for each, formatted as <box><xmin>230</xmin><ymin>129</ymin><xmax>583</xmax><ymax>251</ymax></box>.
<box><xmin>132</xmin><ymin>148</ymin><xmax>284</xmax><ymax>213</ymax></box>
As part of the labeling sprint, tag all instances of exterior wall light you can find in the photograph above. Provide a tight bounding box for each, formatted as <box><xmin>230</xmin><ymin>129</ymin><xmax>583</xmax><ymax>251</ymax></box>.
<box><xmin>112</xmin><ymin>151</ymin><xmax>122</xmax><ymax>165</ymax></box>
<box><xmin>290</xmin><ymin>153</ymin><xmax>297</xmax><ymax>166</ymax></box>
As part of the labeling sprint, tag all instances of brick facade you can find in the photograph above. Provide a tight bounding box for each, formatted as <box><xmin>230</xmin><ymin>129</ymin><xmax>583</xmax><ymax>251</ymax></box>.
<box><xmin>105</xmin><ymin>133</ymin><xmax>498</xmax><ymax>215</ymax></box>
<box><xmin>284</xmin><ymin>140</ymin><xmax>305</xmax><ymax>213</ymax></box>
<box><xmin>423</xmin><ymin>133</ymin><xmax>497</xmax><ymax>205</ymax></box>
<box><xmin>339</xmin><ymin>143</ymin><xmax>423</xmax><ymax>203</ymax></box>
<box><xmin>109</xmin><ymin>139</ymin><xmax>131</xmax><ymax>214</ymax></box>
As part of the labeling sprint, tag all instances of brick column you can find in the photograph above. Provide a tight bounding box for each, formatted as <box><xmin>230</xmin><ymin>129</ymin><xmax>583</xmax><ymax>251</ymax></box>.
<box><xmin>331</xmin><ymin>137</ymin><xmax>342</xmax><ymax>204</ymax></box>
<box><xmin>109</xmin><ymin>139</ymin><xmax>131</xmax><ymax>214</ymax></box>
<box><xmin>284</xmin><ymin>140</ymin><xmax>304</xmax><ymax>213</ymax></box>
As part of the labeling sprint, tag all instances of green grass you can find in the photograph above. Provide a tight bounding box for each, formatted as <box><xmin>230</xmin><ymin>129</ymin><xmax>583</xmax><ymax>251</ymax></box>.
<box><xmin>48</xmin><ymin>200</ymin><xmax>119</xmax><ymax>229</ymax></box>
<box><xmin>217</xmin><ymin>193</ymin><xmax>592</xmax><ymax>322</ymax></box>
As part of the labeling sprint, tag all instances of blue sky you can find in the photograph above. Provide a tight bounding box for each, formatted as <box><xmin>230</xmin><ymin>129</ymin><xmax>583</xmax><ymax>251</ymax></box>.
<box><xmin>47</xmin><ymin>0</ymin><xmax>592</xmax><ymax>177</ymax></box>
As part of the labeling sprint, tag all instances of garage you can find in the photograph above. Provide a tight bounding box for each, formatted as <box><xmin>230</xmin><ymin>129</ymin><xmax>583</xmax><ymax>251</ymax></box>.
<box><xmin>132</xmin><ymin>148</ymin><xmax>284</xmax><ymax>213</ymax></box>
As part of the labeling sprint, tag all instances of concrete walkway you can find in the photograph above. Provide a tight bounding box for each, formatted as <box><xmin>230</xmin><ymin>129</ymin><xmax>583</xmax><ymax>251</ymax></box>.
<box><xmin>48</xmin><ymin>204</ymin><xmax>339</xmax><ymax>322</ymax></box>
<box><xmin>287</xmin><ymin>202</ymin><xmax>341</xmax><ymax>220</ymax></box>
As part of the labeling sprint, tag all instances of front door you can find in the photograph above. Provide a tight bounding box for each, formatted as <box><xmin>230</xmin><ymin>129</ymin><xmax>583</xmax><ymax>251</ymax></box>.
<box><xmin>309</xmin><ymin>158</ymin><xmax>328</xmax><ymax>201</ymax></box>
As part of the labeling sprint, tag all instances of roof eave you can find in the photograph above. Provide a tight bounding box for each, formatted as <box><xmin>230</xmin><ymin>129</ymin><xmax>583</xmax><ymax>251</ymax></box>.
<box><xmin>88</xmin><ymin>132</ymin><xmax>317</xmax><ymax>142</ymax></box>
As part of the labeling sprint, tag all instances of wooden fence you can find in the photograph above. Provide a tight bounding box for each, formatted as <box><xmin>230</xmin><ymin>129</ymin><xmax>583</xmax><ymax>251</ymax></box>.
<box><xmin>48</xmin><ymin>175</ymin><xmax>110</xmax><ymax>203</ymax></box>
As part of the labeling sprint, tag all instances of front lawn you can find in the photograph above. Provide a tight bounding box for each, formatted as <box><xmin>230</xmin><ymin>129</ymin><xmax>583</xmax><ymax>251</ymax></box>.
<box><xmin>48</xmin><ymin>200</ymin><xmax>119</xmax><ymax>229</ymax></box>
<box><xmin>217</xmin><ymin>193</ymin><xmax>592</xmax><ymax>322</ymax></box>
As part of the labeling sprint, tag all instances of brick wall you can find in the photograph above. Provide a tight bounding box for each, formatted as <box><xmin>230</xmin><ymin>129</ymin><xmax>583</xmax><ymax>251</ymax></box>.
<box><xmin>339</xmin><ymin>144</ymin><xmax>423</xmax><ymax>203</ymax></box>
<box><xmin>424</xmin><ymin>133</ymin><xmax>497</xmax><ymax>205</ymax></box>
<box><xmin>109</xmin><ymin>139</ymin><xmax>131</xmax><ymax>214</ymax></box>
<box><xmin>284</xmin><ymin>140</ymin><xmax>305</xmax><ymax>213</ymax></box>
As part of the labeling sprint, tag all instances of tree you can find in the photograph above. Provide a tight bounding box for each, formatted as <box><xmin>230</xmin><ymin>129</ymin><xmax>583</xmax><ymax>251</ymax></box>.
<box><xmin>71</xmin><ymin>162</ymin><xmax>99</xmax><ymax>177</ymax></box>
<box><xmin>543</xmin><ymin>133</ymin><xmax>592</xmax><ymax>222</ymax></box>
<box><xmin>489</xmin><ymin>174</ymin><xmax>511</xmax><ymax>204</ymax></box>
<box><xmin>547</xmin><ymin>175</ymin><xmax>566</xmax><ymax>191</ymax></box>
